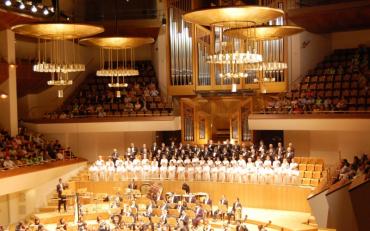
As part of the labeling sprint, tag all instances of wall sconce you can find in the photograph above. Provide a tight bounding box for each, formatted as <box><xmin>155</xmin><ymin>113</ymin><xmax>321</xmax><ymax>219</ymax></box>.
<box><xmin>0</xmin><ymin>92</ymin><xmax>9</xmax><ymax>99</ymax></box>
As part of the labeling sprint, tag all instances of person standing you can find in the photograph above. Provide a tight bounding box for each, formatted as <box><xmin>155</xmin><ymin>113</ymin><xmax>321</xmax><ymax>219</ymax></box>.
<box><xmin>111</xmin><ymin>148</ymin><xmax>120</xmax><ymax>167</ymax></box>
<box><xmin>56</xmin><ymin>178</ymin><xmax>67</xmax><ymax>213</ymax></box>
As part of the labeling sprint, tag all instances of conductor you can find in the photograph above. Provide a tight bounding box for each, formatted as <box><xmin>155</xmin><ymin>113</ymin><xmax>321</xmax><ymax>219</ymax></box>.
<box><xmin>182</xmin><ymin>183</ymin><xmax>190</xmax><ymax>194</ymax></box>
<box><xmin>56</xmin><ymin>178</ymin><xmax>67</xmax><ymax>213</ymax></box>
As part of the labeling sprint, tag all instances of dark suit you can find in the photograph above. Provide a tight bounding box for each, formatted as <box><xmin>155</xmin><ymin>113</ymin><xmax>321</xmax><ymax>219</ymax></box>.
<box><xmin>112</xmin><ymin>151</ymin><xmax>119</xmax><ymax>166</ymax></box>
<box><xmin>56</xmin><ymin>183</ymin><xmax>67</xmax><ymax>212</ymax></box>
<box><xmin>179</xmin><ymin>214</ymin><xmax>189</xmax><ymax>226</ymax></box>
<box><xmin>220</xmin><ymin>198</ymin><xmax>228</xmax><ymax>207</ymax></box>
<box><xmin>204</xmin><ymin>198</ymin><xmax>212</xmax><ymax>206</ymax></box>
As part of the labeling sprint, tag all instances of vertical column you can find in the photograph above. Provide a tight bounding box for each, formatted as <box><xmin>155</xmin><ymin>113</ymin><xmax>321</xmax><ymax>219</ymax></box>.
<box><xmin>0</xmin><ymin>29</ymin><xmax>18</xmax><ymax>136</ymax></box>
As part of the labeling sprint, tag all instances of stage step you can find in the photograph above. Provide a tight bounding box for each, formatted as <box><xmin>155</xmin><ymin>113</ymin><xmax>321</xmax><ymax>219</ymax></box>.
<box><xmin>38</xmin><ymin>206</ymin><xmax>57</xmax><ymax>213</ymax></box>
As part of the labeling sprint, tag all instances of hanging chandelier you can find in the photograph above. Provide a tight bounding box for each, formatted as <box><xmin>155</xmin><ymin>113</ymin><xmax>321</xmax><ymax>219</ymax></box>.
<box><xmin>11</xmin><ymin>22</ymin><xmax>104</xmax><ymax>97</ymax></box>
<box><xmin>183</xmin><ymin>6</ymin><xmax>284</xmax><ymax>79</ymax></box>
<box><xmin>224</xmin><ymin>25</ymin><xmax>304</xmax><ymax>72</ymax></box>
<box><xmin>80</xmin><ymin>37</ymin><xmax>154</xmax><ymax>91</ymax></box>
<box><xmin>183</xmin><ymin>6</ymin><xmax>304</xmax><ymax>82</ymax></box>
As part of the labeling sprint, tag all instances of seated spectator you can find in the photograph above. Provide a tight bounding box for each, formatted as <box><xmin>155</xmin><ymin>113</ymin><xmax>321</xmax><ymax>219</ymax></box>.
<box><xmin>3</xmin><ymin>156</ymin><xmax>17</xmax><ymax>169</ymax></box>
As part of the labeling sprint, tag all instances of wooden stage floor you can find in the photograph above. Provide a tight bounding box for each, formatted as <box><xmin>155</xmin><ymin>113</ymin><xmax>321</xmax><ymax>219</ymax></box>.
<box><xmin>71</xmin><ymin>179</ymin><xmax>313</xmax><ymax>212</ymax></box>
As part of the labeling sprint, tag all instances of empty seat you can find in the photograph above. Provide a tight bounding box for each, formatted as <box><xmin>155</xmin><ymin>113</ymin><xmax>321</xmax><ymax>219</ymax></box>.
<box><xmin>314</xmin><ymin>164</ymin><xmax>323</xmax><ymax>171</ymax></box>
<box><xmin>313</xmin><ymin>171</ymin><xmax>322</xmax><ymax>179</ymax></box>
<box><xmin>310</xmin><ymin>179</ymin><xmax>320</xmax><ymax>187</ymax></box>
<box><xmin>299</xmin><ymin>164</ymin><xmax>307</xmax><ymax>171</ymax></box>
<box><xmin>301</xmin><ymin>178</ymin><xmax>311</xmax><ymax>186</ymax></box>
<box><xmin>306</xmin><ymin>164</ymin><xmax>315</xmax><ymax>171</ymax></box>
<box><xmin>304</xmin><ymin>171</ymin><xmax>313</xmax><ymax>178</ymax></box>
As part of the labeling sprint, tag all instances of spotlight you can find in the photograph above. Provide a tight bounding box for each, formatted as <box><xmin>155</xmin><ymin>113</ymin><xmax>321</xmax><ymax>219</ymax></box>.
<box><xmin>19</xmin><ymin>2</ymin><xmax>25</xmax><ymax>9</ymax></box>
<box><xmin>49</xmin><ymin>6</ymin><xmax>54</xmax><ymax>13</ymax></box>
<box><xmin>43</xmin><ymin>8</ymin><xmax>49</xmax><ymax>15</ymax></box>
<box><xmin>5</xmin><ymin>0</ymin><xmax>11</xmax><ymax>6</ymax></box>
<box><xmin>31</xmin><ymin>5</ymin><xmax>37</xmax><ymax>13</ymax></box>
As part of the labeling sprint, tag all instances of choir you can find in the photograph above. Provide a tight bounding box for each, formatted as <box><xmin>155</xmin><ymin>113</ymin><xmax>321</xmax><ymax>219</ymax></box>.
<box><xmin>89</xmin><ymin>141</ymin><xmax>300</xmax><ymax>185</ymax></box>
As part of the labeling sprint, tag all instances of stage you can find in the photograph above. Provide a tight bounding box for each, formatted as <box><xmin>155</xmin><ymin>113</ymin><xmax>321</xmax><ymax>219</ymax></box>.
<box><xmin>69</xmin><ymin>179</ymin><xmax>313</xmax><ymax>212</ymax></box>
<box><xmin>37</xmin><ymin>207</ymin><xmax>317</xmax><ymax>231</ymax></box>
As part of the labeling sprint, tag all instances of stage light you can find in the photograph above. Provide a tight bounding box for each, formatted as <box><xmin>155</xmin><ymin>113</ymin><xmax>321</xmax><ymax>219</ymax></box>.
<box><xmin>5</xmin><ymin>0</ymin><xmax>12</xmax><ymax>6</ymax></box>
<box><xmin>43</xmin><ymin>8</ymin><xmax>49</xmax><ymax>15</ymax></box>
<box><xmin>31</xmin><ymin>5</ymin><xmax>37</xmax><ymax>13</ymax></box>
<box><xmin>19</xmin><ymin>2</ymin><xmax>25</xmax><ymax>9</ymax></box>
<box><xmin>49</xmin><ymin>6</ymin><xmax>54</xmax><ymax>12</ymax></box>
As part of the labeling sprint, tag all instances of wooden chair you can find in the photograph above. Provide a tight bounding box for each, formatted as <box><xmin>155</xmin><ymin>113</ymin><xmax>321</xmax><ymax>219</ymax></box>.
<box><xmin>310</xmin><ymin>179</ymin><xmax>320</xmax><ymax>187</ymax></box>
<box><xmin>152</xmin><ymin>208</ymin><xmax>162</xmax><ymax>217</ymax></box>
<box><xmin>167</xmin><ymin>217</ymin><xmax>178</xmax><ymax>228</ymax></box>
<box><xmin>301</xmin><ymin>178</ymin><xmax>310</xmax><ymax>186</ymax></box>
<box><xmin>306</xmin><ymin>164</ymin><xmax>315</xmax><ymax>171</ymax></box>
<box><xmin>122</xmin><ymin>216</ymin><xmax>134</xmax><ymax>226</ymax></box>
<box><xmin>298</xmin><ymin>164</ymin><xmax>307</xmax><ymax>171</ymax></box>
<box><xmin>168</xmin><ymin>208</ymin><xmax>180</xmax><ymax>218</ymax></box>
<box><xmin>151</xmin><ymin>216</ymin><xmax>161</xmax><ymax>225</ymax></box>
<box><xmin>304</xmin><ymin>171</ymin><xmax>313</xmax><ymax>179</ymax></box>
<box><xmin>313</xmin><ymin>171</ymin><xmax>322</xmax><ymax>179</ymax></box>
<box><xmin>314</xmin><ymin>164</ymin><xmax>323</xmax><ymax>171</ymax></box>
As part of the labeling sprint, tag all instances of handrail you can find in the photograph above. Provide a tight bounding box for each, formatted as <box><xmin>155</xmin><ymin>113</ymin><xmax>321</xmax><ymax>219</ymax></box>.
<box><xmin>349</xmin><ymin>174</ymin><xmax>370</xmax><ymax>191</ymax></box>
<box><xmin>24</xmin><ymin>115</ymin><xmax>178</xmax><ymax>124</ymax></box>
<box><xmin>252</xmin><ymin>110</ymin><xmax>370</xmax><ymax>115</ymax></box>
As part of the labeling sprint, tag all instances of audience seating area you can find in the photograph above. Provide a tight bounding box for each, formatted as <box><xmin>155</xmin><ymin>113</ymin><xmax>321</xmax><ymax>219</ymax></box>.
<box><xmin>0</xmin><ymin>127</ymin><xmax>75</xmax><ymax>171</ymax></box>
<box><xmin>45</xmin><ymin>61</ymin><xmax>173</xmax><ymax>120</ymax></box>
<box><xmin>262</xmin><ymin>46</ymin><xmax>370</xmax><ymax>113</ymax></box>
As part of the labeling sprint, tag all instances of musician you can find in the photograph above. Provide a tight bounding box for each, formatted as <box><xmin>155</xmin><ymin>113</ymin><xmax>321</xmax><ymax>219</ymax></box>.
<box><xmin>193</xmin><ymin>204</ymin><xmax>204</xmax><ymax>227</ymax></box>
<box><xmin>111</xmin><ymin>148</ymin><xmax>120</xmax><ymax>166</ymax></box>
<box><xmin>97</xmin><ymin>216</ymin><xmax>110</xmax><ymax>231</ymax></box>
<box><xmin>56</xmin><ymin>218</ymin><xmax>67</xmax><ymax>231</ymax></box>
<box><xmin>111</xmin><ymin>192</ymin><xmax>122</xmax><ymax>208</ymax></box>
<box><xmin>219</xmin><ymin>195</ymin><xmax>229</xmax><ymax>208</ymax></box>
<box><xmin>160</xmin><ymin>209</ymin><xmax>168</xmax><ymax>224</ymax></box>
<box><xmin>176</xmin><ymin>201</ymin><xmax>186</xmax><ymax>215</ymax></box>
<box><xmin>56</xmin><ymin>178</ymin><xmax>67</xmax><ymax>213</ymax></box>
<box><xmin>15</xmin><ymin>221</ymin><xmax>26</xmax><ymax>231</ymax></box>
<box><xmin>231</xmin><ymin>198</ymin><xmax>243</xmax><ymax>221</ymax></box>
<box><xmin>179</xmin><ymin>210</ymin><xmax>189</xmax><ymax>226</ymax></box>
<box><xmin>32</xmin><ymin>217</ymin><xmax>43</xmax><ymax>231</ymax></box>
<box><xmin>146</xmin><ymin>200</ymin><xmax>155</xmax><ymax>217</ymax></box>
<box><xmin>77</xmin><ymin>217</ymin><xmax>88</xmax><ymax>231</ymax></box>
<box><xmin>203</xmin><ymin>195</ymin><xmax>212</xmax><ymax>206</ymax></box>
<box><xmin>128</xmin><ymin>179</ymin><xmax>137</xmax><ymax>190</ymax></box>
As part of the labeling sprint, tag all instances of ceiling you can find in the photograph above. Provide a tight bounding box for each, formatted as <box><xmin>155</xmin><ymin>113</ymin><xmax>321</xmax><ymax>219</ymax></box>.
<box><xmin>287</xmin><ymin>0</ymin><xmax>370</xmax><ymax>33</ymax></box>
<box><xmin>0</xmin><ymin>8</ymin><xmax>42</xmax><ymax>30</ymax></box>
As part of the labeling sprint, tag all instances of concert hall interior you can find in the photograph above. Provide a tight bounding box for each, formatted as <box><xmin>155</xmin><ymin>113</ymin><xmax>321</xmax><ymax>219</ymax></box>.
<box><xmin>1</xmin><ymin>0</ymin><xmax>370</xmax><ymax>231</ymax></box>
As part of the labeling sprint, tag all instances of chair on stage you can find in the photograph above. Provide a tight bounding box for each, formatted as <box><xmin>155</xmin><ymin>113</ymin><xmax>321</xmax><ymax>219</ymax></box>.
<box><xmin>168</xmin><ymin>208</ymin><xmax>180</xmax><ymax>218</ymax></box>
<box><xmin>201</xmin><ymin>204</ymin><xmax>212</xmax><ymax>218</ymax></box>
<box><xmin>167</xmin><ymin>217</ymin><xmax>178</xmax><ymax>228</ymax></box>
<box><xmin>152</xmin><ymin>208</ymin><xmax>162</xmax><ymax>217</ymax></box>
<box><xmin>122</xmin><ymin>216</ymin><xmax>135</xmax><ymax>227</ymax></box>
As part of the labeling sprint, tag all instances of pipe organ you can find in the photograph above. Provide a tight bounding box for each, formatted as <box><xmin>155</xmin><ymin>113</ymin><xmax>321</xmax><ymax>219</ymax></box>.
<box><xmin>169</xmin><ymin>1</ymin><xmax>193</xmax><ymax>86</ymax></box>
